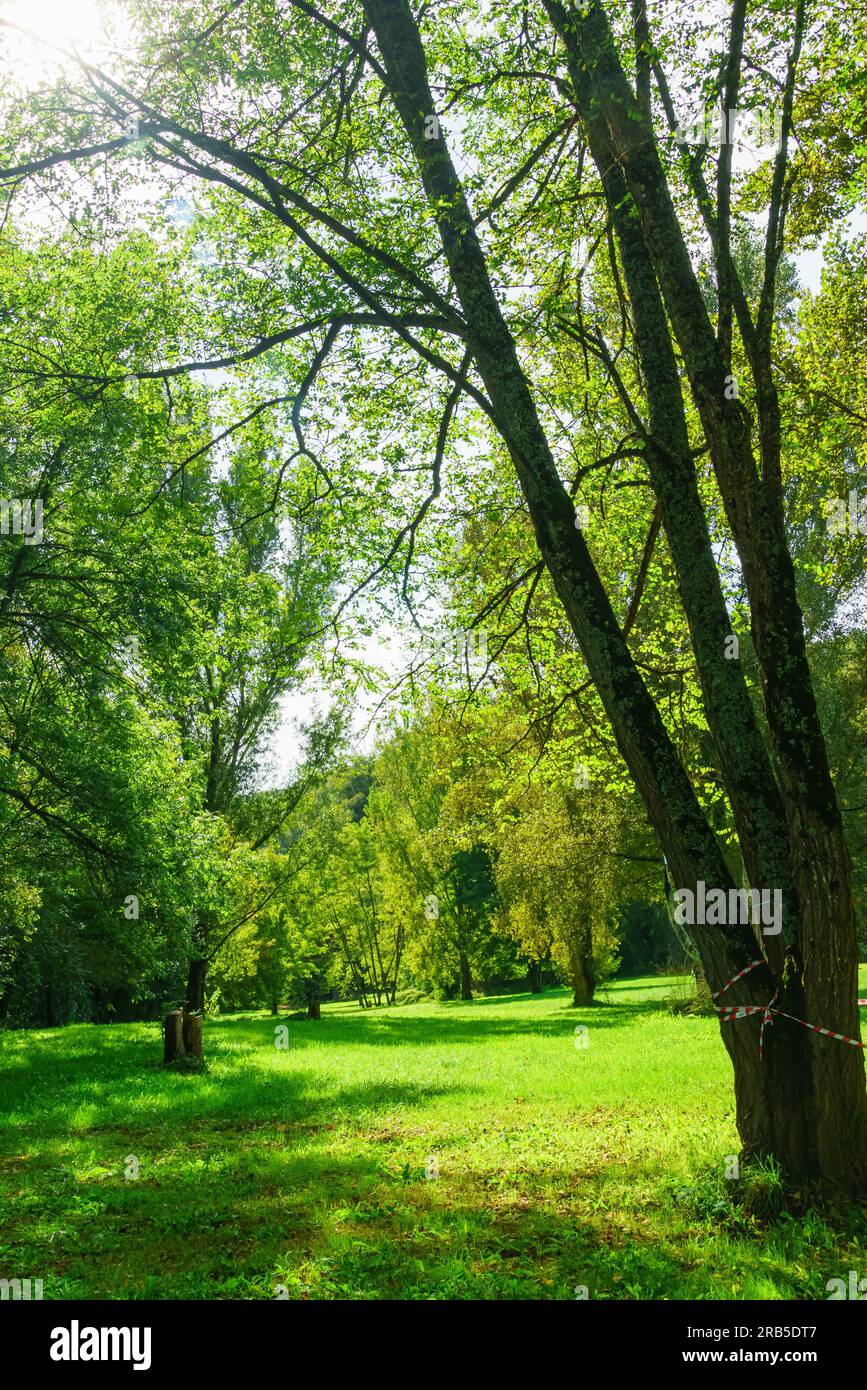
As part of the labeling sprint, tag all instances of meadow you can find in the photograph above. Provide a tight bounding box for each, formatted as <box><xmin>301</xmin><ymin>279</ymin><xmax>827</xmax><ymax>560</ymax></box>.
<box><xmin>3</xmin><ymin>975</ymin><xmax>867</xmax><ymax>1301</ymax></box>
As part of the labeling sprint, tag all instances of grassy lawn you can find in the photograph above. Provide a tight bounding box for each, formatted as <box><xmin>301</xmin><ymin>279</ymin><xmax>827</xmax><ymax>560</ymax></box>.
<box><xmin>3</xmin><ymin>974</ymin><xmax>867</xmax><ymax>1301</ymax></box>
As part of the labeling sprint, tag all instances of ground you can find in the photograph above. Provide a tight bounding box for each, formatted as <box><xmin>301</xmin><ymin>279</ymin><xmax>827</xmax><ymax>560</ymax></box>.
<box><xmin>2</xmin><ymin>974</ymin><xmax>867</xmax><ymax>1300</ymax></box>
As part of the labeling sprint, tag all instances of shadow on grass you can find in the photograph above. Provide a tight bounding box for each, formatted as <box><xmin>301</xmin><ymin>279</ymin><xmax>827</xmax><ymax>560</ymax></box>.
<box><xmin>227</xmin><ymin>999</ymin><xmax>667</xmax><ymax>1050</ymax></box>
<box><xmin>607</xmin><ymin>978</ymin><xmax>682</xmax><ymax>992</ymax></box>
<box><xmin>0</xmin><ymin>986</ymin><xmax>678</xmax><ymax>1153</ymax></box>
<box><xmin>0</xmin><ymin>1058</ymin><xmax>475</xmax><ymax>1144</ymax></box>
<box><xmin>2</xmin><ymin>1139</ymin><xmax>824</xmax><ymax>1301</ymax></box>
<box><xmin>0</xmin><ymin>989</ymin><xmax>834</xmax><ymax>1301</ymax></box>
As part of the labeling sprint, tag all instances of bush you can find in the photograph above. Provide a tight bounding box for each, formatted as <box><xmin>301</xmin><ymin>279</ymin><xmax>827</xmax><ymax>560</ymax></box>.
<box><xmin>392</xmin><ymin>986</ymin><xmax>427</xmax><ymax>1005</ymax></box>
<box><xmin>666</xmin><ymin>967</ymin><xmax>715</xmax><ymax>1016</ymax></box>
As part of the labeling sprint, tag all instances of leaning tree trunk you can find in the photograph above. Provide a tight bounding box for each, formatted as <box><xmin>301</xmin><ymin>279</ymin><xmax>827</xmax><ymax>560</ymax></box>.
<box><xmin>552</xmin><ymin>36</ymin><xmax>819</xmax><ymax>1173</ymax></box>
<box><xmin>550</xmin><ymin>0</ymin><xmax>867</xmax><ymax>1189</ymax></box>
<box><xmin>363</xmin><ymin>0</ymin><xmax>867</xmax><ymax>1192</ymax></box>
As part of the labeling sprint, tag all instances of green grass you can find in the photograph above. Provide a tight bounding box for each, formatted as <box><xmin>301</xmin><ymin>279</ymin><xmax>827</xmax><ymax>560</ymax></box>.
<box><xmin>2</xmin><ymin>973</ymin><xmax>867</xmax><ymax>1300</ymax></box>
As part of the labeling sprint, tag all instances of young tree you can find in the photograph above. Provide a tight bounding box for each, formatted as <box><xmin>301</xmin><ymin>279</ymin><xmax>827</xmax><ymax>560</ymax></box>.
<box><xmin>495</xmin><ymin>790</ymin><xmax>620</xmax><ymax>1007</ymax></box>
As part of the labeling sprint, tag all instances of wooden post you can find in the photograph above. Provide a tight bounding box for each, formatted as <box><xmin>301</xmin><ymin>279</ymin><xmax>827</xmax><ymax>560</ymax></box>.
<box><xmin>183</xmin><ymin>1011</ymin><xmax>203</xmax><ymax>1058</ymax></box>
<box><xmin>163</xmin><ymin>1009</ymin><xmax>185</xmax><ymax>1064</ymax></box>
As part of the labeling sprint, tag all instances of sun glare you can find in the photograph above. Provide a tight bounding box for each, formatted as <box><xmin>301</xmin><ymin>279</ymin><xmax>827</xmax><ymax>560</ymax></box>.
<box><xmin>1</xmin><ymin>0</ymin><xmax>131</xmax><ymax>89</ymax></box>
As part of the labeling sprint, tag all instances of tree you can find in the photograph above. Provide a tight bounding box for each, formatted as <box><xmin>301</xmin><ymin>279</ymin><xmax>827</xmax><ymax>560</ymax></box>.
<box><xmin>3</xmin><ymin>0</ymin><xmax>865</xmax><ymax>1185</ymax></box>
<box><xmin>0</xmin><ymin>221</ymin><xmax>341</xmax><ymax>1037</ymax></box>
<box><xmin>495</xmin><ymin>790</ymin><xmax>620</xmax><ymax>1007</ymax></box>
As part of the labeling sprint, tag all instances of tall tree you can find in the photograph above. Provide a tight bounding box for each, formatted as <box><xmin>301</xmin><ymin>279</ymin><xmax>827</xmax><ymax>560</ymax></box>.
<box><xmin>3</xmin><ymin>0</ymin><xmax>865</xmax><ymax>1185</ymax></box>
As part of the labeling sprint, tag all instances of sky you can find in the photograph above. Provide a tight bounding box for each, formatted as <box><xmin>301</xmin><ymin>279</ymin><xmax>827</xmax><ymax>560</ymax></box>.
<box><xmin>0</xmin><ymin>0</ymin><xmax>123</xmax><ymax>85</ymax></box>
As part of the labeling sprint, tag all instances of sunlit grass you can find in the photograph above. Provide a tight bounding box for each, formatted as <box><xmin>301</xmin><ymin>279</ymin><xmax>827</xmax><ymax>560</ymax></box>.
<box><xmin>2</xmin><ymin>973</ymin><xmax>866</xmax><ymax>1299</ymax></box>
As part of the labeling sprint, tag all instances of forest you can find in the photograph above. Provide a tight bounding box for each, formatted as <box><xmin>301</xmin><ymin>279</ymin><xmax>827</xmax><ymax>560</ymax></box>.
<box><xmin>1</xmin><ymin>0</ymin><xmax>867</xmax><ymax>1313</ymax></box>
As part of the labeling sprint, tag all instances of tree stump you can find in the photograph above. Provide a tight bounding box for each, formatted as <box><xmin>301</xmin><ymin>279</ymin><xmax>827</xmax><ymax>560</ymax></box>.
<box><xmin>163</xmin><ymin>1009</ymin><xmax>186</xmax><ymax>1064</ymax></box>
<box><xmin>183</xmin><ymin>1011</ymin><xmax>203</xmax><ymax>1058</ymax></box>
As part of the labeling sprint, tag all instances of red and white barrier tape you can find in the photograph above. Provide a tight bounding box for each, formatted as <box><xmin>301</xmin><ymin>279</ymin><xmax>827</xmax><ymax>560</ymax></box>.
<box><xmin>712</xmin><ymin>958</ymin><xmax>867</xmax><ymax>1057</ymax></box>
<box><xmin>710</xmin><ymin>958</ymin><xmax>764</xmax><ymax>1001</ymax></box>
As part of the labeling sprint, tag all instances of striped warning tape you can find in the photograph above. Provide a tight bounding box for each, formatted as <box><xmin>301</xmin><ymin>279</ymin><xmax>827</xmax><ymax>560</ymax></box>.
<box><xmin>710</xmin><ymin>958</ymin><xmax>764</xmax><ymax>1001</ymax></box>
<box><xmin>712</xmin><ymin>958</ymin><xmax>867</xmax><ymax>1057</ymax></box>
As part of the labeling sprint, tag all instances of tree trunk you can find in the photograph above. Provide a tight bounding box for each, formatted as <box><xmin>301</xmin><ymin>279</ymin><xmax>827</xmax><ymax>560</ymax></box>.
<box><xmin>363</xmin><ymin>0</ymin><xmax>867</xmax><ymax>1191</ymax></box>
<box><xmin>568</xmin><ymin>935</ymin><xmax>596</xmax><ymax>1007</ymax></box>
<box><xmin>179</xmin><ymin>958</ymin><xmax>206</xmax><ymax>1062</ymax></box>
<box><xmin>458</xmin><ymin>950</ymin><xmax>473</xmax><ymax>1001</ymax></box>
<box><xmin>527</xmin><ymin>961</ymin><xmax>543</xmax><ymax>994</ymax></box>
<box><xmin>163</xmin><ymin>1009</ymin><xmax>185</xmax><ymax>1064</ymax></box>
<box><xmin>550</xmin><ymin>0</ymin><xmax>867</xmax><ymax>1189</ymax></box>
<box><xmin>186</xmin><ymin>958</ymin><xmax>206</xmax><ymax>1014</ymax></box>
<box><xmin>307</xmin><ymin>999</ymin><xmax>321</xmax><ymax>1020</ymax></box>
<box><xmin>557</xmin><ymin>31</ymin><xmax>795</xmax><ymax>985</ymax></box>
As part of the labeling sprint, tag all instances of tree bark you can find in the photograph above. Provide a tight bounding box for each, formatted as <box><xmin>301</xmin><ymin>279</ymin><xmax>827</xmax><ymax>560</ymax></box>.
<box><xmin>183</xmin><ymin>1010</ymin><xmax>203</xmax><ymax>1059</ymax></box>
<box><xmin>307</xmin><ymin>999</ymin><xmax>321</xmax><ymax>1020</ymax></box>
<box><xmin>458</xmin><ymin>950</ymin><xmax>473</xmax><ymax>1001</ymax></box>
<box><xmin>569</xmin><ymin>944</ymin><xmax>595</xmax><ymax>1008</ymax></box>
<box><xmin>163</xmin><ymin>1009</ymin><xmax>185</xmax><ymax>1064</ymax></box>
<box><xmin>555</xmin><ymin>23</ymin><xmax>795</xmax><ymax>980</ymax></box>
<box><xmin>527</xmin><ymin>961</ymin><xmax>543</xmax><ymax>994</ymax></box>
<box><xmin>546</xmin><ymin>0</ymin><xmax>867</xmax><ymax>1191</ymax></box>
<box><xmin>186</xmin><ymin>958</ymin><xmax>206</xmax><ymax>1014</ymax></box>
